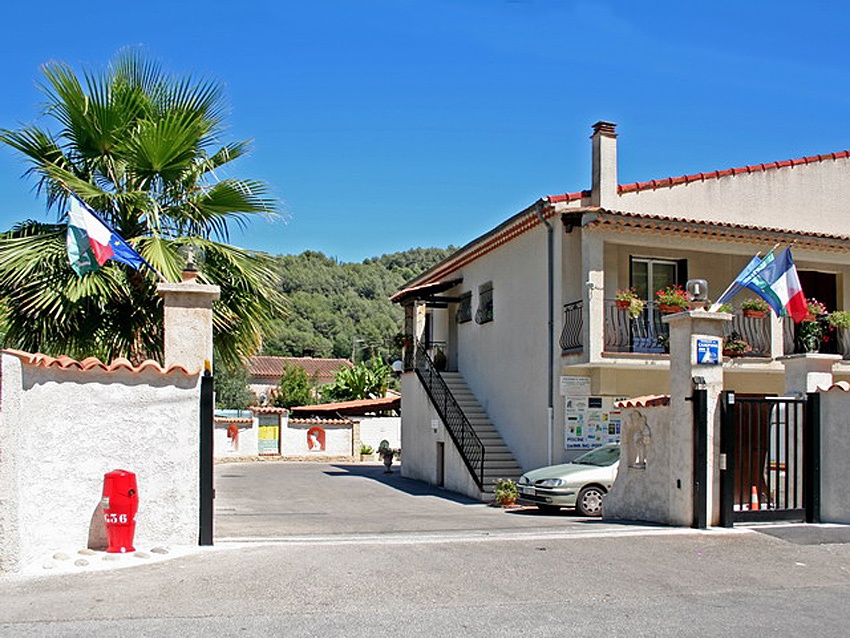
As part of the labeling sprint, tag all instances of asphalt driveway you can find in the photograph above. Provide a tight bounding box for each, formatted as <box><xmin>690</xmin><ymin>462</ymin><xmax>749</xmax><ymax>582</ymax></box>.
<box><xmin>213</xmin><ymin>460</ymin><xmax>646</xmax><ymax>540</ymax></box>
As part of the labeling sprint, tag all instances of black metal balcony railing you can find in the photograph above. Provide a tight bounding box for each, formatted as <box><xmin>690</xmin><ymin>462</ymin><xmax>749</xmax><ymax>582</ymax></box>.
<box><xmin>561</xmin><ymin>299</ymin><xmax>774</xmax><ymax>357</ymax></box>
<box><xmin>413</xmin><ymin>341</ymin><xmax>485</xmax><ymax>490</ymax></box>
<box><xmin>560</xmin><ymin>300</ymin><xmax>583</xmax><ymax>352</ymax></box>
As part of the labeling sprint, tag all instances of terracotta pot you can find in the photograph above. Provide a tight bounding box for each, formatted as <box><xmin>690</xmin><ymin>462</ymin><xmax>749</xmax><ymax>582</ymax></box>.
<box><xmin>723</xmin><ymin>349</ymin><xmax>746</xmax><ymax>357</ymax></box>
<box><xmin>742</xmin><ymin>309</ymin><xmax>767</xmax><ymax>319</ymax></box>
<box><xmin>615</xmin><ymin>299</ymin><xmax>630</xmax><ymax>310</ymax></box>
<box><xmin>659</xmin><ymin>303</ymin><xmax>687</xmax><ymax>314</ymax></box>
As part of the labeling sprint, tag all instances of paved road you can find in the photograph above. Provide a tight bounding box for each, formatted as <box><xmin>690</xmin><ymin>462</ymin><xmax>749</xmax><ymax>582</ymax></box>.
<box><xmin>213</xmin><ymin>460</ymin><xmax>647</xmax><ymax>539</ymax></box>
<box><xmin>3</xmin><ymin>460</ymin><xmax>850</xmax><ymax>637</ymax></box>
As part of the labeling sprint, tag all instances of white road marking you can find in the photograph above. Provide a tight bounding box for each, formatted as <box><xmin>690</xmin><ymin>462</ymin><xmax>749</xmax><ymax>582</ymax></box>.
<box><xmin>216</xmin><ymin>525</ymin><xmax>751</xmax><ymax>547</ymax></box>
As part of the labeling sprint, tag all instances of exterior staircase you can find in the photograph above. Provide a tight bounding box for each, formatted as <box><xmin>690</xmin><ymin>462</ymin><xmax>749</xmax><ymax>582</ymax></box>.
<box><xmin>440</xmin><ymin>371</ymin><xmax>524</xmax><ymax>496</ymax></box>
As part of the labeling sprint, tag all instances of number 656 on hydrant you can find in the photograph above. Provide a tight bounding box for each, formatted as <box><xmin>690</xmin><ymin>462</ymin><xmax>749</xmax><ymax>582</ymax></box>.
<box><xmin>100</xmin><ymin>469</ymin><xmax>139</xmax><ymax>553</ymax></box>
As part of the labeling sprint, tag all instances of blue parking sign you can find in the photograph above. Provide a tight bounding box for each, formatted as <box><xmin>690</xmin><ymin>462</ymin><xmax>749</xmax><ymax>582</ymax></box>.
<box><xmin>696</xmin><ymin>338</ymin><xmax>720</xmax><ymax>365</ymax></box>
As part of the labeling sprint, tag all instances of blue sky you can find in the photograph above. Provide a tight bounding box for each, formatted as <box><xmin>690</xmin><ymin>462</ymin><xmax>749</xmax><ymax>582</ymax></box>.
<box><xmin>1</xmin><ymin>1</ymin><xmax>848</xmax><ymax>263</ymax></box>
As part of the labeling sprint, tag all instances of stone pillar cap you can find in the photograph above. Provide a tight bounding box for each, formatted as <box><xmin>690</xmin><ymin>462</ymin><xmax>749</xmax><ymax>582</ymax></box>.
<box><xmin>662</xmin><ymin>309</ymin><xmax>732</xmax><ymax>325</ymax></box>
<box><xmin>157</xmin><ymin>281</ymin><xmax>221</xmax><ymax>300</ymax></box>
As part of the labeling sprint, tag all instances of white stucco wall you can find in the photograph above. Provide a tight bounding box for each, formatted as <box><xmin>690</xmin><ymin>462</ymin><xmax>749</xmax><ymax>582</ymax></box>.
<box><xmin>283</xmin><ymin>419</ymin><xmax>354</xmax><ymax>458</ymax></box>
<box><xmin>603</xmin><ymin>405</ymin><xmax>680</xmax><ymax>523</ymax></box>
<box><xmin>359</xmin><ymin>416</ymin><xmax>401</xmax><ymax>450</ymax></box>
<box><xmin>451</xmin><ymin>224</ymin><xmax>552</xmax><ymax>472</ymax></box>
<box><xmin>214</xmin><ymin>418</ymin><xmax>258</xmax><ymax>458</ymax></box>
<box><xmin>400</xmin><ymin>373</ymin><xmax>480</xmax><ymax>500</ymax></box>
<box><xmin>0</xmin><ymin>353</ymin><xmax>201</xmax><ymax>573</ymax></box>
<box><xmin>617</xmin><ymin>157</ymin><xmax>850</xmax><ymax>236</ymax></box>
<box><xmin>819</xmin><ymin>388</ymin><xmax>850</xmax><ymax>523</ymax></box>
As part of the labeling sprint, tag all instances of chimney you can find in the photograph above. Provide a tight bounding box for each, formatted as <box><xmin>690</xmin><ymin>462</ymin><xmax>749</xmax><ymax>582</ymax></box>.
<box><xmin>590</xmin><ymin>121</ymin><xmax>618</xmax><ymax>210</ymax></box>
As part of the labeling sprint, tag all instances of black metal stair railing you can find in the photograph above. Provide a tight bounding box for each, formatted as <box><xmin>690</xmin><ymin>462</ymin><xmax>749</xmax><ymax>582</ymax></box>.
<box><xmin>413</xmin><ymin>341</ymin><xmax>485</xmax><ymax>490</ymax></box>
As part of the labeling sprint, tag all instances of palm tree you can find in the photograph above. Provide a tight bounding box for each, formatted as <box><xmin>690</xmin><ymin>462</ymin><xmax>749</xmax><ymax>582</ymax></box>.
<box><xmin>0</xmin><ymin>51</ymin><xmax>285</xmax><ymax>366</ymax></box>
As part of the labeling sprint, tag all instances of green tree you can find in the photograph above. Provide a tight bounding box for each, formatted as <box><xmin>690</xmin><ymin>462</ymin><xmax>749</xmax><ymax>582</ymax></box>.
<box><xmin>0</xmin><ymin>51</ymin><xmax>284</xmax><ymax>366</ymax></box>
<box><xmin>321</xmin><ymin>358</ymin><xmax>392</xmax><ymax>402</ymax></box>
<box><xmin>213</xmin><ymin>361</ymin><xmax>253</xmax><ymax>410</ymax></box>
<box><xmin>272</xmin><ymin>364</ymin><xmax>316</xmax><ymax>409</ymax></box>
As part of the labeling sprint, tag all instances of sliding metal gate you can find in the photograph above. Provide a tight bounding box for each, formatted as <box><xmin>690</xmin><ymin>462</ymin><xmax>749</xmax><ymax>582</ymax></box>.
<box><xmin>720</xmin><ymin>392</ymin><xmax>820</xmax><ymax>526</ymax></box>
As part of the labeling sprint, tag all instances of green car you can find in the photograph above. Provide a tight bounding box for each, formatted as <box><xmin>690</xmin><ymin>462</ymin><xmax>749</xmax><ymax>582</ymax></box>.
<box><xmin>517</xmin><ymin>444</ymin><xmax>620</xmax><ymax>516</ymax></box>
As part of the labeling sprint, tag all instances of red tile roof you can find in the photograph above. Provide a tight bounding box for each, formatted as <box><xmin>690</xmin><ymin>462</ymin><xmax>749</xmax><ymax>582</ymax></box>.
<box><xmin>290</xmin><ymin>396</ymin><xmax>401</xmax><ymax>413</ymax></box>
<box><xmin>214</xmin><ymin>417</ymin><xmax>253</xmax><ymax>424</ymax></box>
<box><xmin>548</xmin><ymin>190</ymin><xmax>590</xmax><ymax>203</ymax></box>
<box><xmin>248</xmin><ymin>356</ymin><xmax>353</xmax><ymax>382</ymax></box>
<box><xmin>2</xmin><ymin>349</ymin><xmax>196</xmax><ymax>375</ymax></box>
<box><xmin>584</xmin><ymin>209</ymin><xmax>850</xmax><ymax>251</ymax></box>
<box><xmin>389</xmin><ymin>277</ymin><xmax>463</xmax><ymax>303</ymax></box>
<box><xmin>249</xmin><ymin>405</ymin><xmax>289</xmax><ymax>414</ymax></box>
<box><xmin>616</xmin><ymin>151</ymin><xmax>850</xmax><ymax>195</ymax></box>
<box><xmin>397</xmin><ymin>149</ymin><xmax>850</xmax><ymax>296</ymax></box>
<box><xmin>615</xmin><ymin>395</ymin><xmax>670</xmax><ymax>408</ymax></box>
<box><xmin>289</xmin><ymin>416</ymin><xmax>354</xmax><ymax>426</ymax></box>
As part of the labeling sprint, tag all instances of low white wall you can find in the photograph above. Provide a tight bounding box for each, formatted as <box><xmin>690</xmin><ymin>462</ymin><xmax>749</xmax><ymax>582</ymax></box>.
<box><xmin>400</xmin><ymin>373</ymin><xmax>480</xmax><ymax>500</ymax></box>
<box><xmin>283</xmin><ymin>418</ymin><xmax>354</xmax><ymax>458</ymax></box>
<box><xmin>359</xmin><ymin>416</ymin><xmax>401</xmax><ymax>450</ymax></box>
<box><xmin>819</xmin><ymin>388</ymin><xmax>850</xmax><ymax>523</ymax></box>
<box><xmin>0</xmin><ymin>352</ymin><xmax>201</xmax><ymax>573</ymax></box>
<box><xmin>214</xmin><ymin>418</ymin><xmax>258</xmax><ymax>458</ymax></box>
<box><xmin>604</xmin><ymin>405</ymin><xmax>685</xmax><ymax>524</ymax></box>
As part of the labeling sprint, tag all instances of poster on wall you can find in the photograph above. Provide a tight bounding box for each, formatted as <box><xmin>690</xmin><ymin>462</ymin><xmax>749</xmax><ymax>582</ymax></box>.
<box><xmin>564</xmin><ymin>395</ymin><xmax>625</xmax><ymax>450</ymax></box>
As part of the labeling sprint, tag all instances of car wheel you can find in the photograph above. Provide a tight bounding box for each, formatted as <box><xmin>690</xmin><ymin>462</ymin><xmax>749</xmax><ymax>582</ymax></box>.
<box><xmin>536</xmin><ymin>504</ymin><xmax>561</xmax><ymax>514</ymax></box>
<box><xmin>576</xmin><ymin>485</ymin><xmax>606</xmax><ymax>517</ymax></box>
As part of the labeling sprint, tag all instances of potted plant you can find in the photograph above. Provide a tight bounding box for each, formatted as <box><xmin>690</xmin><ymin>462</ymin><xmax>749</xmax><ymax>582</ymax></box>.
<box><xmin>828</xmin><ymin>310</ymin><xmax>850</xmax><ymax>357</ymax></box>
<box><xmin>655</xmin><ymin>285</ymin><xmax>690</xmax><ymax>314</ymax></box>
<box><xmin>804</xmin><ymin>298</ymin><xmax>827</xmax><ymax>322</ymax></box>
<box><xmin>360</xmin><ymin>443</ymin><xmax>375</xmax><ymax>462</ymax></box>
<box><xmin>432</xmin><ymin>347</ymin><xmax>447</xmax><ymax>371</ymax></box>
<box><xmin>741</xmin><ymin>298</ymin><xmax>770</xmax><ymax>318</ymax></box>
<box><xmin>715</xmin><ymin>303</ymin><xmax>734</xmax><ymax>314</ymax></box>
<box><xmin>615</xmin><ymin>288</ymin><xmax>646</xmax><ymax>318</ymax></box>
<box><xmin>723</xmin><ymin>332</ymin><xmax>751</xmax><ymax>357</ymax></box>
<box><xmin>797</xmin><ymin>299</ymin><xmax>828</xmax><ymax>353</ymax></box>
<box><xmin>493</xmin><ymin>478</ymin><xmax>518</xmax><ymax>507</ymax></box>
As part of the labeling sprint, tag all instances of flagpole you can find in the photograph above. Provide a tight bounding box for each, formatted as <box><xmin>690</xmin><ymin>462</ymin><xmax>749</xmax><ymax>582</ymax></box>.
<box><xmin>709</xmin><ymin>243</ymin><xmax>780</xmax><ymax>312</ymax></box>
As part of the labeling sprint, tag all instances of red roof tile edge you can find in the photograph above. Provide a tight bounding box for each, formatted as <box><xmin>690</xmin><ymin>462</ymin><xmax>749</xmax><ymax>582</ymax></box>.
<box><xmin>615</xmin><ymin>395</ymin><xmax>670</xmax><ymax>408</ymax></box>
<box><xmin>617</xmin><ymin>151</ymin><xmax>850</xmax><ymax>195</ymax></box>
<box><xmin>290</xmin><ymin>396</ymin><xmax>400</xmax><ymax>412</ymax></box>
<box><xmin>289</xmin><ymin>416</ymin><xmax>354</xmax><ymax>425</ymax></box>
<box><xmin>214</xmin><ymin>417</ymin><xmax>253</xmax><ymax>424</ymax></box>
<box><xmin>249</xmin><ymin>405</ymin><xmax>289</xmax><ymax>414</ymax></box>
<box><xmin>2</xmin><ymin>349</ymin><xmax>197</xmax><ymax>375</ymax></box>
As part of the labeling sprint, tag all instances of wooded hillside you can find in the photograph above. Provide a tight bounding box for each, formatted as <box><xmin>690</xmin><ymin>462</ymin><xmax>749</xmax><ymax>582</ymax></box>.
<box><xmin>261</xmin><ymin>247</ymin><xmax>455</xmax><ymax>362</ymax></box>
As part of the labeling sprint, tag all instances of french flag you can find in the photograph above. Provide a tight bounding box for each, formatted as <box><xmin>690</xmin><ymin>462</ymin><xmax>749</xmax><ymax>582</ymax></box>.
<box><xmin>67</xmin><ymin>198</ymin><xmax>145</xmax><ymax>270</ymax></box>
<box><xmin>754</xmin><ymin>248</ymin><xmax>808</xmax><ymax>323</ymax></box>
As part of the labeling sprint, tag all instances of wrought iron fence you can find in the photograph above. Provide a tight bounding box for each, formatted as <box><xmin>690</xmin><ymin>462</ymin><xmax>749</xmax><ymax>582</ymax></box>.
<box><xmin>414</xmin><ymin>341</ymin><xmax>485</xmax><ymax>489</ymax></box>
<box><xmin>560</xmin><ymin>300</ymin><xmax>583</xmax><ymax>352</ymax></box>
<box><xmin>603</xmin><ymin>301</ymin><xmax>772</xmax><ymax>357</ymax></box>
<box><xmin>604</xmin><ymin>300</ymin><xmax>668</xmax><ymax>354</ymax></box>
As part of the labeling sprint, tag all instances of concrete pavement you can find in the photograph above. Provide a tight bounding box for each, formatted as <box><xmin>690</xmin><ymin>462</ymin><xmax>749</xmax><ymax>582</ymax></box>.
<box><xmin>3</xmin><ymin>460</ymin><xmax>850</xmax><ymax>636</ymax></box>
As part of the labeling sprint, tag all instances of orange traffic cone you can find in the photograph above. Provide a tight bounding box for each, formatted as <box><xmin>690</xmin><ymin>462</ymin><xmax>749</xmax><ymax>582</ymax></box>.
<box><xmin>751</xmin><ymin>486</ymin><xmax>760</xmax><ymax>511</ymax></box>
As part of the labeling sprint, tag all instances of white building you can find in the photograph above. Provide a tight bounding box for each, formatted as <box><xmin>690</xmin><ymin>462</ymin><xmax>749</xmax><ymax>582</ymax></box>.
<box><xmin>394</xmin><ymin>121</ymin><xmax>850</xmax><ymax>500</ymax></box>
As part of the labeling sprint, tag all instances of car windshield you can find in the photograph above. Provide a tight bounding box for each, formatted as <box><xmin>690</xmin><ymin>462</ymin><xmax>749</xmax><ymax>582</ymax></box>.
<box><xmin>572</xmin><ymin>445</ymin><xmax>620</xmax><ymax>467</ymax></box>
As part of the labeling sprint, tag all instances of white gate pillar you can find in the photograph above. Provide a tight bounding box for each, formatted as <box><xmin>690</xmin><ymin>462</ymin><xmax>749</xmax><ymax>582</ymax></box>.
<box><xmin>779</xmin><ymin>353</ymin><xmax>841</xmax><ymax>397</ymax></box>
<box><xmin>157</xmin><ymin>272</ymin><xmax>221</xmax><ymax>372</ymax></box>
<box><xmin>665</xmin><ymin>310</ymin><xmax>731</xmax><ymax>526</ymax></box>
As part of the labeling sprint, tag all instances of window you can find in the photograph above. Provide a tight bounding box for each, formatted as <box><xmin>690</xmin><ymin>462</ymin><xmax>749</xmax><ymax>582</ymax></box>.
<box><xmin>630</xmin><ymin>258</ymin><xmax>686</xmax><ymax>301</ymax></box>
<box><xmin>475</xmin><ymin>282</ymin><xmax>493</xmax><ymax>324</ymax></box>
<box><xmin>456</xmin><ymin>292</ymin><xmax>472</xmax><ymax>323</ymax></box>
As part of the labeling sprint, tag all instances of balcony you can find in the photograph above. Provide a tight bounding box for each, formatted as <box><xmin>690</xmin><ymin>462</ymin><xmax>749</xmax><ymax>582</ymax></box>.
<box><xmin>560</xmin><ymin>299</ymin><xmax>778</xmax><ymax>358</ymax></box>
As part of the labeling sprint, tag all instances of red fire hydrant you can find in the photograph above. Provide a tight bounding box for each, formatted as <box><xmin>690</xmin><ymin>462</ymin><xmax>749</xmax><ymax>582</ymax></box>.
<box><xmin>101</xmin><ymin>469</ymin><xmax>139</xmax><ymax>553</ymax></box>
